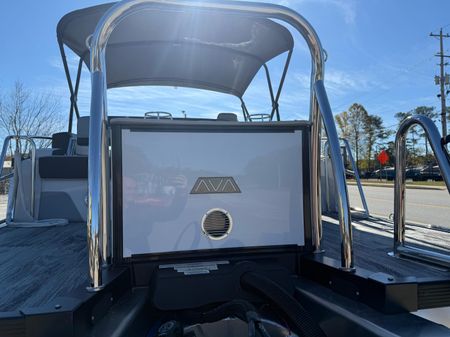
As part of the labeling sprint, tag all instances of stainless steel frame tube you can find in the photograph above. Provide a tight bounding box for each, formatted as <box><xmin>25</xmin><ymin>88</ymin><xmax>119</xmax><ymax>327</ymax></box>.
<box><xmin>87</xmin><ymin>0</ymin><xmax>353</xmax><ymax>289</ymax></box>
<box><xmin>314</xmin><ymin>80</ymin><xmax>354</xmax><ymax>270</ymax></box>
<box><xmin>393</xmin><ymin>115</ymin><xmax>450</xmax><ymax>267</ymax></box>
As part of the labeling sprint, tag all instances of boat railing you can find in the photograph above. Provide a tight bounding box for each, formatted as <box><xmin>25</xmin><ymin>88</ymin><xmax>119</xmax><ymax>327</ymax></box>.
<box><xmin>87</xmin><ymin>0</ymin><xmax>354</xmax><ymax>290</ymax></box>
<box><xmin>314</xmin><ymin>81</ymin><xmax>354</xmax><ymax>268</ymax></box>
<box><xmin>393</xmin><ymin>115</ymin><xmax>450</xmax><ymax>267</ymax></box>
<box><xmin>0</xmin><ymin>135</ymin><xmax>51</xmax><ymax>222</ymax></box>
<box><xmin>249</xmin><ymin>113</ymin><xmax>271</xmax><ymax>122</ymax></box>
<box><xmin>323</xmin><ymin>138</ymin><xmax>369</xmax><ymax>219</ymax></box>
<box><xmin>144</xmin><ymin>111</ymin><xmax>173</xmax><ymax>120</ymax></box>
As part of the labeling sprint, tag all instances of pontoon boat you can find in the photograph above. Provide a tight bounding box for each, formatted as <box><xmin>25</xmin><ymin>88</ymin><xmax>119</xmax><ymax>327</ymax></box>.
<box><xmin>1</xmin><ymin>1</ymin><xmax>450</xmax><ymax>336</ymax></box>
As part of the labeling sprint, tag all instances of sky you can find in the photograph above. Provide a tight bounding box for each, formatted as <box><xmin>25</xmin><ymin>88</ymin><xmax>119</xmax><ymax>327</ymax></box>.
<box><xmin>1</xmin><ymin>0</ymin><xmax>450</xmax><ymax>134</ymax></box>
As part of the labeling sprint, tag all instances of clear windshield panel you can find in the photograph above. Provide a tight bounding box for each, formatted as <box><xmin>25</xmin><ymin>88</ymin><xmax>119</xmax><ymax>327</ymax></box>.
<box><xmin>106</xmin><ymin>86</ymin><xmax>243</xmax><ymax>120</ymax></box>
<box><xmin>62</xmin><ymin>12</ymin><xmax>312</xmax><ymax>123</ymax></box>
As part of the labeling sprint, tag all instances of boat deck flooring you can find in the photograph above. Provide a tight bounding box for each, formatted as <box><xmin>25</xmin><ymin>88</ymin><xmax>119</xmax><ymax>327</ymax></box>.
<box><xmin>1</xmin><ymin>216</ymin><xmax>449</xmax><ymax>312</ymax></box>
<box><xmin>321</xmin><ymin>216</ymin><xmax>450</xmax><ymax>279</ymax></box>
<box><xmin>0</xmin><ymin>222</ymin><xmax>88</xmax><ymax>311</ymax></box>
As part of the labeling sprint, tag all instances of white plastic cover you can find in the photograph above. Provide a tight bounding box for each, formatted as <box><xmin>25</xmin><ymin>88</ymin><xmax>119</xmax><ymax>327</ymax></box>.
<box><xmin>121</xmin><ymin>128</ymin><xmax>304</xmax><ymax>256</ymax></box>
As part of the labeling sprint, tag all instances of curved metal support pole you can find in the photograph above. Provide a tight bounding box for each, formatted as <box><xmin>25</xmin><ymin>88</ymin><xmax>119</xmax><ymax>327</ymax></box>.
<box><xmin>88</xmin><ymin>0</ymin><xmax>329</xmax><ymax>290</ymax></box>
<box><xmin>314</xmin><ymin>80</ymin><xmax>354</xmax><ymax>271</ymax></box>
<box><xmin>310</xmin><ymin>97</ymin><xmax>323</xmax><ymax>253</ymax></box>
<box><xmin>393</xmin><ymin>115</ymin><xmax>450</xmax><ymax>267</ymax></box>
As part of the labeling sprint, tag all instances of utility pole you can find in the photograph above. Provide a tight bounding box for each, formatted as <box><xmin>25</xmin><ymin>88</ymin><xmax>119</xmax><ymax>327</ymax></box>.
<box><xmin>430</xmin><ymin>29</ymin><xmax>450</xmax><ymax>140</ymax></box>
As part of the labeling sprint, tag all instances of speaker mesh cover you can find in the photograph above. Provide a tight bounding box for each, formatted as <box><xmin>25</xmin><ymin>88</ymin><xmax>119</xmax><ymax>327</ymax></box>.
<box><xmin>201</xmin><ymin>208</ymin><xmax>232</xmax><ymax>240</ymax></box>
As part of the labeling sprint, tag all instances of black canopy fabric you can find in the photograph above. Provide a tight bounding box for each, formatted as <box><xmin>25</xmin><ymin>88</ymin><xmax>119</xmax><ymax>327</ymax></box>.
<box><xmin>57</xmin><ymin>2</ymin><xmax>294</xmax><ymax>97</ymax></box>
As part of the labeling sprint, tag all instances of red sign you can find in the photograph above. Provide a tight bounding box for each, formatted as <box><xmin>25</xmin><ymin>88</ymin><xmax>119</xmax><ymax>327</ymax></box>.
<box><xmin>377</xmin><ymin>150</ymin><xmax>389</xmax><ymax>165</ymax></box>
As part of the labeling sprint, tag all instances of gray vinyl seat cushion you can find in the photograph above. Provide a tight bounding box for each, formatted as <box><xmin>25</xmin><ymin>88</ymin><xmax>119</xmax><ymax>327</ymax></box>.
<box><xmin>76</xmin><ymin>116</ymin><xmax>89</xmax><ymax>155</ymax></box>
<box><xmin>39</xmin><ymin>156</ymin><xmax>88</xmax><ymax>179</ymax></box>
<box><xmin>52</xmin><ymin>132</ymin><xmax>73</xmax><ymax>155</ymax></box>
<box><xmin>217</xmin><ymin>113</ymin><xmax>238</xmax><ymax>121</ymax></box>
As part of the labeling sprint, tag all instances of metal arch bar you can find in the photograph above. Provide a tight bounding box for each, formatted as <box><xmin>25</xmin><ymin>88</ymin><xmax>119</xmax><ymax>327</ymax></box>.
<box><xmin>0</xmin><ymin>135</ymin><xmax>37</xmax><ymax>219</ymax></box>
<box><xmin>314</xmin><ymin>80</ymin><xmax>354</xmax><ymax>270</ymax></box>
<box><xmin>68</xmin><ymin>58</ymin><xmax>84</xmax><ymax>133</ymax></box>
<box><xmin>393</xmin><ymin>114</ymin><xmax>450</xmax><ymax>267</ymax></box>
<box><xmin>87</xmin><ymin>0</ymin><xmax>352</xmax><ymax>290</ymax></box>
<box><xmin>58</xmin><ymin>42</ymin><xmax>81</xmax><ymax>134</ymax></box>
<box><xmin>262</xmin><ymin>64</ymin><xmax>277</xmax><ymax>119</ymax></box>
<box><xmin>269</xmin><ymin>49</ymin><xmax>293</xmax><ymax>122</ymax></box>
<box><xmin>239</xmin><ymin>97</ymin><xmax>250</xmax><ymax>122</ymax></box>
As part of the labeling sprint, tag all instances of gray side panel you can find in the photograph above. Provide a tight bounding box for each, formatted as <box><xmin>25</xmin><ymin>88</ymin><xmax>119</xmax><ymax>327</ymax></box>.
<box><xmin>39</xmin><ymin>192</ymin><xmax>83</xmax><ymax>222</ymax></box>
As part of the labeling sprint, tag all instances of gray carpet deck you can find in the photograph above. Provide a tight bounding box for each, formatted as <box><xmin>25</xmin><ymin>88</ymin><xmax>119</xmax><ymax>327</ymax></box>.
<box><xmin>0</xmin><ymin>223</ymin><xmax>89</xmax><ymax>311</ymax></box>
<box><xmin>321</xmin><ymin>216</ymin><xmax>450</xmax><ymax>279</ymax></box>
<box><xmin>1</xmin><ymin>216</ymin><xmax>449</xmax><ymax>312</ymax></box>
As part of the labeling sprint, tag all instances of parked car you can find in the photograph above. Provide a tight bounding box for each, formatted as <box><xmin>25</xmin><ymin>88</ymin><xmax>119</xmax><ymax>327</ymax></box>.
<box><xmin>406</xmin><ymin>167</ymin><xmax>422</xmax><ymax>181</ymax></box>
<box><xmin>345</xmin><ymin>169</ymin><xmax>355</xmax><ymax>179</ymax></box>
<box><xmin>417</xmin><ymin>165</ymin><xmax>442</xmax><ymax>181</ymax></box>
<box><xmin>374</xmin><ymin>167</ymin><xmax>395</xmax><ymax>181</ymax></box>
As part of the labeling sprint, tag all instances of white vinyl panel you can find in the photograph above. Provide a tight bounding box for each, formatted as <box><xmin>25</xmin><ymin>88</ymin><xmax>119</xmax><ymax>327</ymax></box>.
<box><xmin>121</xmin><ymin>129</ymin><xmax>304</xmax><ymax>257</ymax></box>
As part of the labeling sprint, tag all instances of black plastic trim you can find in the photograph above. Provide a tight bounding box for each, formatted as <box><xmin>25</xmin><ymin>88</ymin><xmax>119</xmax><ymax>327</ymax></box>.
<box><xmin>0</xmin><ymin>267</ymin><xmax>131</xmax><ymax>337</ymax></box>
<box><xmin>300</xmin><ymin>254</ymin><xmax>450</xmax><ymax>314</ymax></box>
<box><xmin>302</xmin><ymin>126</ymin><xmax>313</xmax><ymax>251</ymax></box>
<box><xmin>111</xmin><ymin>124</ymin><xmax>124</xmax><ymax>265</ymax></box>
<box><xmin>111</xmin><ymin>120</ymin><xmax>311</xmax><ymax>268</ymax></box>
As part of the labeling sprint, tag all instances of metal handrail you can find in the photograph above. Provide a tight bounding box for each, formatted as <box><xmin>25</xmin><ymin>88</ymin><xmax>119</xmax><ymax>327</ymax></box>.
<box><xmin>342</xmin><ymin>139</ymin><xmax>369</xmax><ymax>218</ymax></box>
<box><xmin>322</xmin><ymin>138</ymin><xmax>369</xmax><ymax>219</ymax></box>
<box><xmin>0</xmin><ymin>135</ymin><xmax>40</xmax><ymax>220</ymax></box>
<box><xmin>87</xmin><ymin>0</ymin><xmax>354</xmax><ymax>290</ymax></box>
<box><xmin>314</xmin><ymin>81</ymin><xmax>354</xmax><ymax>270</ymax></box>
<box><xmin>393</xmin><ymin>115</ymin><xmax>450</xmax><ymax>267</ymax></box>
<box><xmin>249</xmin><ymin>113</ymin><xmax>271</xmax><ymax>122</ymax></box>
<box><xmin>144</xmin><ymin>111</ymin><xmax>173</xmax><ymax>120</ymax></box>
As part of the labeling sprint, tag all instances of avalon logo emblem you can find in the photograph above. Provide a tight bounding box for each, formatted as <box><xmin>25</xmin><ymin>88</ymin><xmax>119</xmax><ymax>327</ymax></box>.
<box><xmin>190</xmin><ymin>177</ymin><xmax>241</xmax><ymax>194</ymax></box>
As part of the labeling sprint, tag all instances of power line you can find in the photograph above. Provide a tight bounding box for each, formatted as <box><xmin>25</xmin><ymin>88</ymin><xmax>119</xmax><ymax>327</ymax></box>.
<box><xmin>332</xmin><ymin>27</ymin><xmax>450</xmax><ymax>113</ymax></box>
<box><xmin>430</xmin><ymin>23</ymin><xmax>450</xmax><ymax>35</ymax></box>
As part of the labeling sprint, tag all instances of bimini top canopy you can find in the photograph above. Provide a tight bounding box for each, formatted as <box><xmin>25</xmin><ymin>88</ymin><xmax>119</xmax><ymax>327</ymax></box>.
<box><xmin>57</xmin><ymin>2</ymin><xmax>294</xmax><ymax>98</ymax></box>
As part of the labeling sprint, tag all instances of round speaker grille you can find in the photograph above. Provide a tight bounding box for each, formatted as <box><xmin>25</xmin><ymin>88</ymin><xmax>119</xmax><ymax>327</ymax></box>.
<box><xmin>201</xmin><ymin>208</ymin><xmax>232</xmax><ymax>240</ymax></box>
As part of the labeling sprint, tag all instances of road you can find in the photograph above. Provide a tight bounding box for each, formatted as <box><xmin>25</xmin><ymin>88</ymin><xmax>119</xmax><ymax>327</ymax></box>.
<box><xmin>348</xmin><ymin>185</ymin><xmax>450</xmax><ymax>228</ymax></box>
<box><xmin>1</xmin><ymin>186</ymin><xmax>449</xmax><ymax>228</ymax></box>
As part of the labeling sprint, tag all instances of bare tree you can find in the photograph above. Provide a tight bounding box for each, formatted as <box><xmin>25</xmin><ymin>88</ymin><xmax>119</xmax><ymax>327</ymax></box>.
<box><xmin>335</xmin><ymin>110</ymin><xmax>351</xmax><ymax>139</ymax></box>
<box><xmin>347</xmin><ymin>103</ymin><xmax>368</xmax><ymax>171</ymax></box>
<box><xmin>0</xmin><ymin>82</ymin><xmax>64</xmax><ymax>152</ymax></box>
